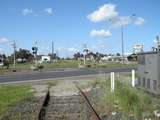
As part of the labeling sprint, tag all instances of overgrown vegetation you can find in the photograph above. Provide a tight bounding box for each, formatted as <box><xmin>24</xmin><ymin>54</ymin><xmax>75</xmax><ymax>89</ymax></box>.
<box><xmin>89</xmin><ymin>77</ymin><xmax>156</xmax><ymax>119</ymax></box>
<box><xmin>0</xmin><ymin>85</ymin><xmax>32</xmax><ymax>118</ymax></box>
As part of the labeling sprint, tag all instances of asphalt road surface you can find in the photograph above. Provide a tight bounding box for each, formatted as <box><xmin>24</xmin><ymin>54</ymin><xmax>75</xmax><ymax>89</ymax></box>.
<box><xmin>0</xmin><ymin>67</ymin><xmax>136</xmax><ymax>83</ymax></box>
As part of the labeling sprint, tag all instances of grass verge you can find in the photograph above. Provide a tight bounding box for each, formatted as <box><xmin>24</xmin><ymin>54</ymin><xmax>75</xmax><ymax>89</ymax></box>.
<box><xmin>0</xmin><ymin>85</ymin><xmax>32</xmax><ymax>118</ymax></box>
<box><xmin>94</xmin><ymin>62</ymin><xmax>137</xmax><ymax>68</ymax></box>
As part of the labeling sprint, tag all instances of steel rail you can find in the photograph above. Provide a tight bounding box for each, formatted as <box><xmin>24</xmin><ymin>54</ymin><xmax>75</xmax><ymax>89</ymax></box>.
<box><xmin>75</xmin><ymin>83</ymin><xmax>101</xmax><ymax>120</ymax></box>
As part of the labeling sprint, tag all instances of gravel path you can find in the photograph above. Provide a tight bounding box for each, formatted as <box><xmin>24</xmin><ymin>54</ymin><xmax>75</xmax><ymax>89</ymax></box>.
<box><xmin>44</xmin><ymin>79</ymin><xmax>95</xmax><ymax>120</ymax></box>
<box><xmin>45</xmin><ymin>95</ymin><xmax>90</xmax><ymax>120</ymax></box>
<box><xmin>50</xmin><ymin>80</ymin><xmax>78</xmax><ymax>96</ymax></box>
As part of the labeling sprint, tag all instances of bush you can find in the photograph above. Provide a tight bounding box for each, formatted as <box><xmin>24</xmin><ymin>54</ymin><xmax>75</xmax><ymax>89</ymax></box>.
<box><xmin>3</xmin><ymin>60</ymin><xmax>9</xmax><ymax>69</ymax></box>
<box><xmin>37</xmin><ymin>65</ymin><xmax>44</xmax><ymax>69</ymax></box>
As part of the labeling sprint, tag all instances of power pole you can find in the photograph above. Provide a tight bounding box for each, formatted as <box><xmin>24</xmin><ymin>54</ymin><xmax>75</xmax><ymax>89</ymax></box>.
<box><xmin>82</xmin><ymin>43</ymin><xmax>87</xmax><ymax>65</ymax></box>
<box><xmin>52</xmin><ymin>41</ymin><xmax>54</xmax><ymax>61</ymax></box>
<box><xmin>11</xmin><ymin>40</ymin><xmax>16</xmax><ymax>70</ymax></box>
<box><xmin>121</xmin><ymin>25</ymin><xmax>124</xmax><ymax>64</ymax></box>
<box><xmin>56</xmin><ymin>49</ymin><xmax>59</xmax><ymax>61</ymax></box>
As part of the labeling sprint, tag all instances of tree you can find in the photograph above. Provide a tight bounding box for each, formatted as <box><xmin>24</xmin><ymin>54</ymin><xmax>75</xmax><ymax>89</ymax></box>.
<box><xmin>0</xmin><ymin>54</ymin><xmax>9</xmax><ymax>69</ymax></box>
<box><xmin>73</xmin><ymin>52</ymin><xmax>81</xmax><ymax>60</ymax></box>
<box><xmin>94</xmin><ymin>52</ymin><xmax>104</xmax><ymax>63</ymax></box>
<box><xmin>3</xmin><ymin>59</ymin><xmax>9</xmax><ymax>69</ymax></box>
<box><xmin>0</xmin><ymin>54</ymin><xmax>6</xmax><ymax>63</ymax></box>
<box><xmin>17</xmin><ymin>49</ymin><xmax>33</xmax><ymax>62</ymax></box>
<box><xmin>116</xmin><ymin>53</ymin><xmax>121</xmax><ymax>56</ymax></box>
<box><xmin>9</xmin><ymin>48</ymin><xmax>33</xmax><ymax>63</ymax></box>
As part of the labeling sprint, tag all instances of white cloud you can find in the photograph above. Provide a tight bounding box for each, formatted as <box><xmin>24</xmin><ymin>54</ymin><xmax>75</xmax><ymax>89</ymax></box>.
<box><xmin>21</xmin><ymin>8</ymin><xmax>54</xmax><ymax>16</ymax></box>
<box><xmin>110</xmin><ymin>16</ymin><xmax>132</xmax><ymax>27</ymax></box>
<box><xmin>0</xmin><ymin>37</ymin><xmax>9</xmax><ymax>44</ymax></box>
<box><xmin>134</xmin><ymin>17</ymin><xmax>145</xmax><ymax>26</ymax></box>
<box><xmin>22</xmin><ymin>8</ymin><xmax>33</xmax><ymax>16</ymax></box>
<box><xmin>110</xmin><ymin>16</ymin><xmax>145</xmax><ymax>27</ymax></box>
<box><xmin>90</xmin><ymin>29</ymin><xmax>112</xmax><ymax>38</ymax></box>
<box><xmin>87</xmin><ymin>4</ymin><xmax>118</xmax><ymax>22</ymax></box>
<box><xmin>87</xmin><ymin>3</ymin><xmax>145</xmax><ymax>27</ymax></box>
<box><xmin>44</xmin><ymin>8</ymin><xmax>53</xmax><ymax>15</ymax></box>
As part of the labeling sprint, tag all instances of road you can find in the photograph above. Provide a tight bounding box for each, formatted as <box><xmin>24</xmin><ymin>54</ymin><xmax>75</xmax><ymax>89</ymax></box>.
<box><xmin>0</xmin><ymin>67</ymin><xmax>136</xmax><ymax>83</ymax></box>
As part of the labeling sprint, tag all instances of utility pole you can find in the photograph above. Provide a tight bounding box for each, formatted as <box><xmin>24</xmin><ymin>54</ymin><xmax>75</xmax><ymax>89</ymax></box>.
<box><xmin>11</xmin><ymin>40</ymin><xmax>16</xmax><ymax>70</ymax></box>
<box><xmin>82</xmin><ymin>43</ymin><xmax>87</xmax><ymax>65</ymax></box>
<box><xmin>121</xmin><ymin>25</ymin><xmax>124</xmax><ymax>64</ymax></box>
<box><xmin>52</xmin><ymin>41</ymin><xmax>54</xmax><ymax>61</ymax></box>
<box><xmin>55</xmin><ymin>49</ymin><xmax>59</xmax><ymax>61</ymax></box>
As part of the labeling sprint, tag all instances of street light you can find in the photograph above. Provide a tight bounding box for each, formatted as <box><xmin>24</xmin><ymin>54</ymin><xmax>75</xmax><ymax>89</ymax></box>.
<box><xmin>121</xmin><ymin>25</ymin><xmax>124</xmax><ymax>64</ymax></box>
<box><xmin>121</xmin><ymin>14</ymin><xmax>136</xmax><ymax>64</ymax></box>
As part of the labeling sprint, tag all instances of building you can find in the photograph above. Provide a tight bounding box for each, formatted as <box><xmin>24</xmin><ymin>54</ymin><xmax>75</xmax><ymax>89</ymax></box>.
<box><xmin>41</xmin><ymin>55</ymin><xmax>51</xmax><ymax>63</ymax></box>
<box><xmin>133</xmin><ymin>44</ymin><xmax>143</xmax><ymax>54</ymax></box>
<box><xmin>137</xmin><ymin>51</ymin><xmax>160</xmax><ymax>95</ymax></box>
<box><xmin>137</xmin><ymin>36</ymin><xmax>160</xmax><ymax>95</ymax></box>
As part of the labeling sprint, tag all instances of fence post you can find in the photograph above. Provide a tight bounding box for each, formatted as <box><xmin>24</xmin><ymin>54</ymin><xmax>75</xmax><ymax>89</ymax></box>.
<box><xmin>111</xmin><ymin>72</ymin><xmax>115</xmax><ymax>92</ymax></box>
<box><xmin>132</xmin><ymin>69</ymin><xmax>135</xmax><ymax>87</ymax></box>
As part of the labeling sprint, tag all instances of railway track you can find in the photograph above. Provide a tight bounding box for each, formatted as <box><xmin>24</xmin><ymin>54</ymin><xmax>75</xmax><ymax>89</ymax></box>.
<box><xmin>38</xmin><ymin>83</ymin><xmax>101</xmax><ymax>120</ymax></box>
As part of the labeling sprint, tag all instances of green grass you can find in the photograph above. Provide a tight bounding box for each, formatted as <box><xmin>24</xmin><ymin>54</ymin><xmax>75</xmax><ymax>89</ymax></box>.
<box><xmin>12</xmin><ymin>63</ymin><xmax>32</xmax><ymax>70</ymax></box>
<box><xmin>0</xmin><ymin>60</ymin><xmax>137</xmax><ymax>75</ymax></box>
<box><xmin>113</xmin><ymin>81</ymin><xmax>153</xmax><ymax>119</ymax></box>
<box><xmin>0</xmin><ymin>85</ymin><xmax>32</xmax><ymax>117</ymax></box>
<box><xmin>0</xmin><ymin>62</ymin><xmax>32</xmax><ymax>74</ymax></box>
<box><xmin>42</xmin><ymin>60</ymin><xmax>80</xmax><ymax>68</ymax></box>
<box><xmin>89</xmin><ymin>77</ymin><xmax>155</xmax><ymax>119</ymax></box>
<box><xmin>94</xmin><ymin>62</ymin><xmax>137</xmax><ymax>68</ymax></box>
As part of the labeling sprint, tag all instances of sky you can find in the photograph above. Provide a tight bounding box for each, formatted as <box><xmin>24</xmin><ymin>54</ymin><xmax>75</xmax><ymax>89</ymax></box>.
<box><xmin>0</xmin><ymin>0</ymin><xmax>160</xmax><ymax>58</ymax></box>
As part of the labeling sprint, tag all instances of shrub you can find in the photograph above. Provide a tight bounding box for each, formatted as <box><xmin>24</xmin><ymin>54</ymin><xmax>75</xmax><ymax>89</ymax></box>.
<box><xmin>37</xmin><ymin>65</ymin><xmax>44</xmax><ymax>69</ymax></box>
<box><xmin>3</xmin><ymin>60</ymin><xmax>9</xmax><ymax>69</ymax></box>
